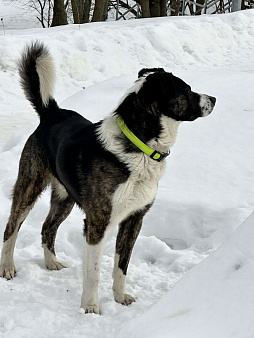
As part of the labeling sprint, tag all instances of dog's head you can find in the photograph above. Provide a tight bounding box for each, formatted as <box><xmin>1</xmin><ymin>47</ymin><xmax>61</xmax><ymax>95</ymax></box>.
<box><xmin>136</xmin><ymin>68</ymin><xmax>216</xmax><ymax>121</ymax></box>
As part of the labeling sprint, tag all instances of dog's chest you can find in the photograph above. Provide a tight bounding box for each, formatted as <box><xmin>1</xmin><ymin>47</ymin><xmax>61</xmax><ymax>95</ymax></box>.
<box><xmin>109</xmin><ymin>160</ymin><xmax>165</xmax><ymax>227</ymax></box>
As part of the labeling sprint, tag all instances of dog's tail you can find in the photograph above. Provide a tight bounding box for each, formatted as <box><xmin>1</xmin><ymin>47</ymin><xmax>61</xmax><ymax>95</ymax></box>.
<box><xmin>19</xmin><ymin>41</ymin><xmax>58</xmax><ymax>119</ymax></box>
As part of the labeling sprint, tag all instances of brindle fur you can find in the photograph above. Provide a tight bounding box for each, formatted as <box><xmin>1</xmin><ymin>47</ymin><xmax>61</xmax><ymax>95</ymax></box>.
<box><xmin>116</xmin><ymin>205</ymin><xmax>151</xmax><ymax>274</ymax></box>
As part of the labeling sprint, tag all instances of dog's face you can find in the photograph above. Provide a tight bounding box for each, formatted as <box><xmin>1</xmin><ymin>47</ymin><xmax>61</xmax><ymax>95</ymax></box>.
<box><xmin>137</xmin><ymin>68</ymin><xmax>216</xmax><ymax>121</ymax></box>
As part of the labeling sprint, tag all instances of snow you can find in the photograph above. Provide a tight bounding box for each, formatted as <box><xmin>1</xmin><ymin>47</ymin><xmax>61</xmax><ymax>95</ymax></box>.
<box><xmin>120</xmin><ymin>211</ymin><xmax>254</xmax><ymax>338</ymax></box>
<box><xmin>0</xmin><ymin>6</ymin><xmax>254</xmax><ymax>338</ymax></box>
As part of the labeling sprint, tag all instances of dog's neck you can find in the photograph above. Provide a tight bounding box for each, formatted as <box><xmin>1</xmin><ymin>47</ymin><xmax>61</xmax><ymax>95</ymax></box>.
<box><xmin>115</xmin><ymin>93</ymin><xmax>162</xmax><ymax>145</ymax></box>
<box><xmin>148</xmin><ymin>115</ymin><xmax>180</xmax><ymax>154</ymax></box>
<box><xmin>97</xmin><ymin>114</ymin><xmax>180</xmax><ymax>162</ymax></box>
<box><xmin>115</xmin><ymin>92</ymin><xmax>180</xmax><ymax>155</ymax></box>
<box><xmin>117</xmin><ymin>117</ymin><xmax>170</xmax><ymax>161</ymax></box>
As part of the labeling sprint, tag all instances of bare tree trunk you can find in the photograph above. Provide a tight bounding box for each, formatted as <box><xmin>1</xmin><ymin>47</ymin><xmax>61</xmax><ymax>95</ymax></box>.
<box><xmin>102</xmin><ymin>0</ymin><xmax>110</xmax><ymax>20</ymax></box>
<box><xmin>150</xmin><ymin>0</ymin><xmax>161</xmax><ymax>16</ymax></box>
<box><xmin>160</xmin><ymin>0</ymin><xmax>167</xmax><ymax>15</ymax></box>
<box><xmin>136</xmin><ymin>0</ymin><xmax>151</xmax><ymax>17</ymax></box>
<box><xmin>71</xmin><ymin>0</ymin><xmax>84</xmax><ymax>23</ymax></box>
<box><xmin>135</xmin><ymin>0</ymin><xmax>166</xmax><ymax>17</ymax></box>
<box><xmin>92</xmin><ymin>0</ymin><xmax>108</xmax><ymax>21</ymax></box>
<box><xmin>83</xmin><ymin>0</ymin><xmax>92</xmax><ymax>22</ymax></box>
<box><xmin>51</xmin><ymin>0</ymin><xmax>68</xmax><ymax>26</ymax></box>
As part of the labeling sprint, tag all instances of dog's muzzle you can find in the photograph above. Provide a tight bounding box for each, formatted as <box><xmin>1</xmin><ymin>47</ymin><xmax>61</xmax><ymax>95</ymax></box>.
<box><xmin>200</xmin><ymin>94</ymin><xmax>216</xmax><ymax>117</ymax></box>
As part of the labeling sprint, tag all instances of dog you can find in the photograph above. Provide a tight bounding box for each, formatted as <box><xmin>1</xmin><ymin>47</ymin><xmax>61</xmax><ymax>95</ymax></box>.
<box><xmin>0</xmin><ymin>42</ymin><xmax>216</xmax><ymax>314</ymax></box>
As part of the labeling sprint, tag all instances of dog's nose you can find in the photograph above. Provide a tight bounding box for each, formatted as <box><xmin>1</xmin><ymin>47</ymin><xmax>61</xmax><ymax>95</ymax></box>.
<box><xmin>210</xmin><ymin>96</ymin><xmax>216</xmax><ymax>106</ymax></box>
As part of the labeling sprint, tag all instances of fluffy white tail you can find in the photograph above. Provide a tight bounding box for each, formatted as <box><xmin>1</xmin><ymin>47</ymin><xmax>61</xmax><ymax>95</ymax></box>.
<box><xmin>19</xmin><ymin>42</ymin><xmax>58</xmax><ymax>118</ymax></box>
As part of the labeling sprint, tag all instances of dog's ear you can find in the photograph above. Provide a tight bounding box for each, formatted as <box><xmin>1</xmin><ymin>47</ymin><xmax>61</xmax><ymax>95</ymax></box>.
<box><xmin>138</xmin><ymin>68</ymin><xmax>165</xmax><ymax>78</ymax></box>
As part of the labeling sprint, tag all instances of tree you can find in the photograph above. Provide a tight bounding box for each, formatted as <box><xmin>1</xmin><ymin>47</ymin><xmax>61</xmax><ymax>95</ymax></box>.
<box><xmin>34</xmin><ymin>0</ymin><xmax>53</xmax><ymax>27</ymax></box>
<box><xmin>70</xmin><ymin>0</ymin><xmax>92</xmax><ymax>23</ymax></box>
<box><xmin>135</xmin><ymin>0</ymin><xmax>166</xmax><ymax>17</ymax></box>
<box><xmin>92</xmin><ymin>0</ymin><xmax>110</xmax><ymax>21</ymax></box>
<box><xmin>83</xmin><ymin>0</ymin><xmax>92</xmax><ymax>22</ymax></box>
<box><xmin>51</xmin><ymin>0</ymin><xmax>68</xmax><ymax>26</ymax></box>
<box><xmin>71</xmin><ymin>0</ymin><xmax>83</xmax><ymax>23</ymax></box>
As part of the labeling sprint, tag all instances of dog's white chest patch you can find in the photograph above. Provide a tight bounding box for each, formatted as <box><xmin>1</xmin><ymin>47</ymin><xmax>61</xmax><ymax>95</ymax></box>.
<box><xmin>96</xmin><ymin>115</ymin><xmax>173</xmax><ymax>227</ymax></box>
<box><xmin>109</xmin><ymin>161</ymin><xmax>165</xmax><ymax>227</ymax></box>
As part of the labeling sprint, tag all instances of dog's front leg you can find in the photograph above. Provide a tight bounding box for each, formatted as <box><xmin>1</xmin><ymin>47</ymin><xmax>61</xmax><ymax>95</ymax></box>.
<box><xmin>81</xmin><ymin>233</ymin><xmax>108</xmax><ymax>314</ymax></box>
<box><xmin>113</xmin><ymin>206</ymin><xmax>150</xmax><ymax>305</ymax></box>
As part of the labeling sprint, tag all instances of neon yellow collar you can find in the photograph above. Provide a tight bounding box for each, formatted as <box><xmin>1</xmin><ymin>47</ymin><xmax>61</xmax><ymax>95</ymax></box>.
<box><xmin>117</xmin><ymin>117</ymin><xmax>169</xmax><ymax>162</ymax></box>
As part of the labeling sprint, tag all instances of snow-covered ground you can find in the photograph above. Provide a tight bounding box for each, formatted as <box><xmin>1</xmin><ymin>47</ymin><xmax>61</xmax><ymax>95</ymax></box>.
<box><xmin>0</xmin><ymin>4</ymin><xmax>254</xmax><ymax>337</ymax></box>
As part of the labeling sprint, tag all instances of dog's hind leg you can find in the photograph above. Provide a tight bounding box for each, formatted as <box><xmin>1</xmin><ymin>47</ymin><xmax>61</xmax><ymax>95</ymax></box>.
<box><xmin>0</xmin><ymin>138</ymin><xmax>49</xmax><ymax>279</ymax></box>
<box><xmin>113</xmin><ymin>206</ymin><xmax>151</xmax><ymax>305</ymax></box>
<box><xmin>41</xmin><ymin>180</ymin><xmax>74</xmax><ymax>270</ymax></box>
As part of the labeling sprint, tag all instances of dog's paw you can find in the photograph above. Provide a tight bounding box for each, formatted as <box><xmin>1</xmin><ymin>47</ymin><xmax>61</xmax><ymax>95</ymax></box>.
<box><xmin>46</xmin><ymin>260</ymin><xmax>67</xmax><ymax>271</ymax></box>
<box><xmin>115</xmin><ymin>293</ymin><xmax>137</xmax><ymax>306</ymax></box>
<box><xmin>83</xmin><ymin>304</ymin><xmax>100</xmax><ymax>314</ymax></box>
<box><xmin>43</xmin><ymin>245</ymin><xmax>67</xmax><ymax>271</ymax></box>
<box><xmin>0</xmin><ymin>262</ymin><xmax>16</xmax><ymax>280</ymax></box>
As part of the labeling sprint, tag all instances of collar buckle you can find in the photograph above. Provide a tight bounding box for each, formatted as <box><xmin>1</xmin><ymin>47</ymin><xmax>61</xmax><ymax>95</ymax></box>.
<box><xmin>150</xmin><ymin>150</ymin><xmax>169</xmax><ymax>162</ymax></box>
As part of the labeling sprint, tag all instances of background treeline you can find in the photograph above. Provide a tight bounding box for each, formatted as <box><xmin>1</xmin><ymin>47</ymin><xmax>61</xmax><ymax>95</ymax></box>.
<box><xmin>5</xmin><ymin>0</ymin><xmax>253</xmax><ymax>27</ymax></box>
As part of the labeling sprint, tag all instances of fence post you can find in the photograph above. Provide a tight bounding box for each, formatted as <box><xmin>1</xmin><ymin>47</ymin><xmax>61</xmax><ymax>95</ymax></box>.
<box><xmin>232</xmin><ymin>0</ymin><xmax>241</xmax><ymax>11</ymax></box>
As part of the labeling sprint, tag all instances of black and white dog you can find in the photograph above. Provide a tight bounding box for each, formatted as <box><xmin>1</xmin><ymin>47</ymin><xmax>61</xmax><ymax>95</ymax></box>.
<box><xmin>0</xmin><ymin>42</ymin><xmax>216</xmax><ymax>314</ymax></box>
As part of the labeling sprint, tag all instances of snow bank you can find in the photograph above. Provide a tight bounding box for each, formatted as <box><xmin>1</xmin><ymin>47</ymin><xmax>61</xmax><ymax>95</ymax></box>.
<box><xmin>120</xmin><ymin>211</ymin><xmax>254</xmax><ymax>338</ymax></box>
